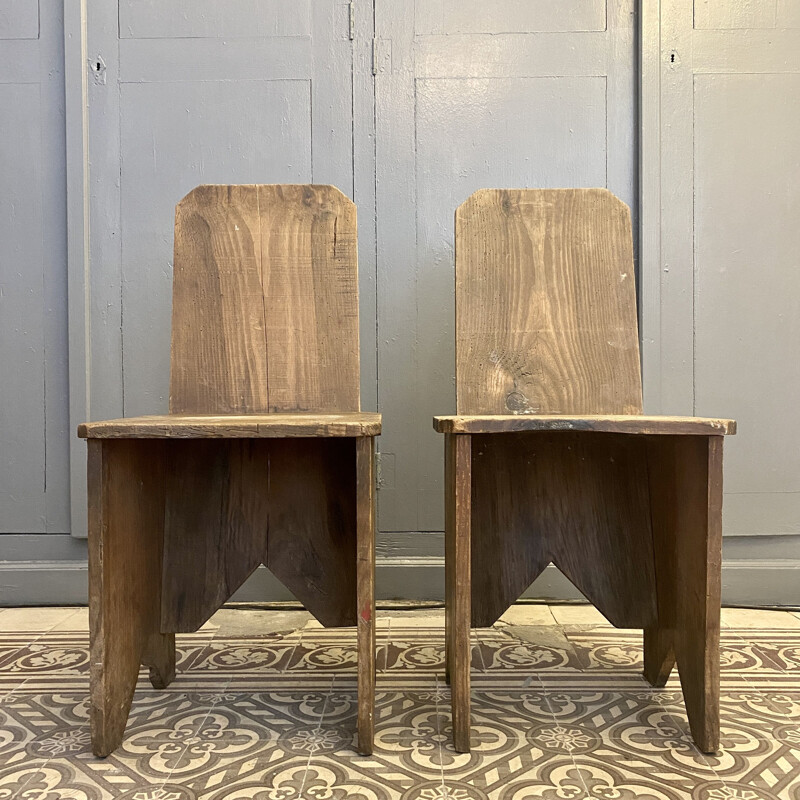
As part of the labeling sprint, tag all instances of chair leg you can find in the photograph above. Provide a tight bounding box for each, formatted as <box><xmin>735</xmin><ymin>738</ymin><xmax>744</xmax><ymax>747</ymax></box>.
<box><xmin>646</xmin><ymin>436</ymin><xmax>723</xmax><ymax>753</ymax></box>
<box><xmin>88</xmin><ymin>439</ymin><xmax>173</xmax><ymax>757</ymax></box>
<box><xmin>356</xmin><ymin>437</ymin><xmax>376</xmax><ymax>756</ymax></box>
<box><xmin>145</xmin><ymin>631</ymin><xmax>177</xmax><ymax>690</ymax></box>
<box><xmin>643</xmin><ymin>624</ymin><xmax>675</xmax><ymax>687</ymax></box>
<box><xmin>445</xmin><ymin>433</ymin><xmax>472</xmax><ymax>753</ymax></box>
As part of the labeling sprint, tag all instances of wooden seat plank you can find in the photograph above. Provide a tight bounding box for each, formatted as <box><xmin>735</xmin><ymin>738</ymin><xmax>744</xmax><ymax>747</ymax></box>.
<box><xmin>434</xmin><ymin>414</ymin><xmax>735</xmax><ymax>436</ymax></box>
<box><xmin>79</xmin><ymin>412</ymin><xmax>381</xmax><ymax>439</ymax></box>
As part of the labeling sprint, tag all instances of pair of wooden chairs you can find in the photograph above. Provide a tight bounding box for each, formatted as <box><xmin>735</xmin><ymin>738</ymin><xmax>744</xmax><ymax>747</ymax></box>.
<box><xmin>79</xmin><ymin>184</ymin><xmax>735</xmax><ymax>760</ymax></box>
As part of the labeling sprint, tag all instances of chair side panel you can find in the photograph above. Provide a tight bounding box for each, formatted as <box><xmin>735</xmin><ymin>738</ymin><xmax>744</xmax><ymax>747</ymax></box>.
<box><xmin>169</xmin><ymin>184</ymin><xmax>360</xmax><ymax>414</ymax></box>
<box><xmin>455</xmin><ymin>188</ymin><xmax>643</xmax><ymax>416</ymax></box>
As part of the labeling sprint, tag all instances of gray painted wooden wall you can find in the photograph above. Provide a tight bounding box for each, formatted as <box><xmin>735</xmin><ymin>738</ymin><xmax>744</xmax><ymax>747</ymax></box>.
<box><xmin>0</xmin><ymin>1</ymin><xmax>71</xmax><ymax>535</ymax></box>
<box><xmin>640</xmin><ymin>0</ymin><xmax>800</xmax><ymax>603</ymax></box>
<box><xmin>1</xmin><ymin>0</ymin><xmax>798</xmax><ymax>606</ymax></box>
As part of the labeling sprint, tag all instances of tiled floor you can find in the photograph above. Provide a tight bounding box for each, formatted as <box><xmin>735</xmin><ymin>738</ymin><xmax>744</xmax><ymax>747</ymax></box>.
<box><xmin>0</xmin><ymin>604</ymin><xmax>799</xmax><ymax>799</ymax></box>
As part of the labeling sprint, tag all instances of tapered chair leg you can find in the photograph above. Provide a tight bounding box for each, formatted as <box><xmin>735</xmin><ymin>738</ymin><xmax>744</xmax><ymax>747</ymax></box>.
<box><xmin>643</xmin><ymin>624</ymin><xmax>675</xmax><ymax>688</ymax></box>
<box><xmin>646</xmin><ymin>435</ymin><xmax>723</xmax><ymax>753</ymax></box>
<box><xmin>445</xmin><ymin>433</ymin><xmax>472</xmax><ymax>753</ymax></box>
<box><xmin>88</xmin><ymin>439</ymin><xmax>175</xmax><ymax>757</ymax></box>
<box><xmin>356</xmin><ymin>437</ymin><xmax>376</xmax><ymax>755</ymax></box>
<box><xmin>145</xmin><ymin>631</ymin><xmax>177</xmax><ymax>690</ymax></box>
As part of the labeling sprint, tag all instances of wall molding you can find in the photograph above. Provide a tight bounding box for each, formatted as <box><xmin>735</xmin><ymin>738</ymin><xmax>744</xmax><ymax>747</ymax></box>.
<box><xmin>2</xmin><ymin>557</ymin><xmax>797</xmax><ymax>609</ymax></box>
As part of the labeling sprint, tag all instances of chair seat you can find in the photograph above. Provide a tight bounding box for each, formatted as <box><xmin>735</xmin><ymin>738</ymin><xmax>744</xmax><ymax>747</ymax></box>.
<box><xmin>79</xmin><ymin>412</ymin><xmax>381</xmax><ymax>439</ymax></box>
<box><xmin>433</xmin><ymin>414</ymin><xmax>735</xmax><ymax>436</ymax></box>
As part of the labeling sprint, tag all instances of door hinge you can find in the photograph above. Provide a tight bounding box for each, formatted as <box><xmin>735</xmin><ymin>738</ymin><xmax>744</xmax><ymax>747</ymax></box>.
<box><xmin>372</xmin><ymin>37</ymin><xmax>391</xmax><ymax>75</ymax></box>
<box><xmin>348</xmin><ymin>1</ymin><xmax>355</xmax><ymax>40</ymax></box>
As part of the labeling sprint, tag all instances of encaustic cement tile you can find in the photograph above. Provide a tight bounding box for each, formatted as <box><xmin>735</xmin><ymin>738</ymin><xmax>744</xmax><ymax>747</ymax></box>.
<box><xmin>0</xmin><ymin>622</ymin><xmax>799</xmax><ymax>799</ymax></box>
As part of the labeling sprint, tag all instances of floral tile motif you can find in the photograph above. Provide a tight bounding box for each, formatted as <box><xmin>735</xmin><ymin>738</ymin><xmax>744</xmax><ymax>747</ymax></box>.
<box><xmin>0</xmin><ymin>620</ymin><xmax>798</xmax><ymax>799</ymax></box>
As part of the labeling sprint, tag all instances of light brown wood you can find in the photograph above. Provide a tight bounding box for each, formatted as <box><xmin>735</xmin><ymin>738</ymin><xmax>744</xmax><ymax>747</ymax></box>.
<box><xmin>88</xmin><ymin>439</ymin><xmax>175</xmax><ymax>757</ymax></box>
<box><xmin>455</xmin><ymin>189</ymin><xmax>643</xmax><ymax>416</ymax></box>
<box><xmin>79</xmin><ymin>413</ymin><xmax>381</xmax><ymax>439</ymax></box>
<box><xmin>441</xmin><ymin>188</ymin><xmax>733</xmax><ymax>756</ymax></box>
<box><xmin>261</xmin><ymin>185</ymin><xmax>360</xmax><ymax>412</ymax></box>
<box><xmin>644</xmin><ymin>435</ymin><xmax>723</xmax><ymax>753</ymax></box>
<box><xmin>444</xmin><ymin>432</ymin><xmax>472</xmax><ymax>754</ymax></box>
<box><xmin>170</xmin><ymin>185</ymin><xmax>267</xmax><ymax>414</ymax></box>
<box><xmin>434</xmin><ymin>415</ymin><xmax>735</xmax><ymax>436</ymax></box>
<box><xmin>356</xmin><ymin>436</ymin><xmax>376</xmax><ymax>755</ymax></box>
<box><xmin>84</xmin><ymin>184</ymin><xmax>377</xmax><ymax>757</ymax></box>
<box><xmin>170</xmin><ymin>184</ymin><xmax>359</xmax><ymax>414</ymax></box>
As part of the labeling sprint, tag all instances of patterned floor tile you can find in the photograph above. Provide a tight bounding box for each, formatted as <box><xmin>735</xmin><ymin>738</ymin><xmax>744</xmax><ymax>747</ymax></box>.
<box><xmin>0</xmin><ymin>612</ymin><xmax>798</xmax><ymax>799</ymax></box>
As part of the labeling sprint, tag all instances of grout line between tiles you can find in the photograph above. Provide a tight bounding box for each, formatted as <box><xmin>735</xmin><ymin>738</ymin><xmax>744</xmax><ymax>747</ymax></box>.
<box><xmin>299</xmin><ymin>673</ymin><xmax>338</xmax><ymax>796</ymax></box>
<box><xmin>432</xmin><ymin>672</ymin><xmax>448</xmax><ymax>797</ymax></box>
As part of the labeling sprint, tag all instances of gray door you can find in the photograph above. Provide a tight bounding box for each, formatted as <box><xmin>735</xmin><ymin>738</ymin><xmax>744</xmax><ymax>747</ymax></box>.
<box><xmin>0</xmin><ymin>2</ymin><xmax>70</xmax><ymax>534</ymax></box>
<box><xmin>374</xmin><ymin>0</ymin><xmax>637</xmax><ymax>533</ymax></box>
<box><xmin>642</xmin><ymin>1</ymin><xmax>800</xmax><ymax>602</ymax></box>
<box><xmin>72</xmin><ymin>0</ymin><xmax>370</xmax><ymax>536</ymax></box>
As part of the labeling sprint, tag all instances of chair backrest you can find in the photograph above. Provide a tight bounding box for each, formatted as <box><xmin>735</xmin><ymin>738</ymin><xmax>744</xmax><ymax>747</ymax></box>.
<box><xmin>455</xmin><ymin>188</ymin><xmax>643</xmax><ymax>415</ymax></box>
<box><xmin>169</xmin><ymin>184</ymin><xmax>360</xmax><ymax>414</ymax></box>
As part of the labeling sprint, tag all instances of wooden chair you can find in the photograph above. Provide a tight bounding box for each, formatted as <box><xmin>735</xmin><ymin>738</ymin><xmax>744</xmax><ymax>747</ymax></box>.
<box><xmin>78</xmin><ymin>184</ymin><xmax>379</xmax><ymax>757</ymax></box>
<box><xmin>435</xmin><ymin>188</ymin><xmax>735</xmax><ymax>754</ymax></box>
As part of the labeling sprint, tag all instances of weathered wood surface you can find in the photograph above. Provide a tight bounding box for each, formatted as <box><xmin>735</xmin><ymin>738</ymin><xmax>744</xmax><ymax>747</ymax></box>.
<box><xmin>444</xmin><ymin>432</ymin><xmax>472</xmax><ymax>753</ymax></box>
<box><xmin>88</xmin><ymin>439</ymin><xmax>175</xmax><ymax>757</ymax></box>
<box><xmin>356</xmin><ymin>436</ymin><xmax>376</xmax><ymax>755</ymax></box>
<box><xmin>160</xmin><ymin>440</ymin><xmax>271</xmax><ymax>632</ymax></box>
<box><xmin>264</xmin><ymin>439</ymin><xmax>359</xmax><ymax>628</ymax></box>
<box><xmin>170</xmin><ymin>184</ymin><xmax>360</xmax><ymax>415</ymax></box>
<box><xmin>434</xmin><ymin>415</ymin><xmax>735</xmax><ymax>436</ymax></box>
<box><xmin>442</xmin><ymin>188</ymin><xmax>731</xmax><ymax>756</ymax></box>
<box><xmin>161</xmin><ymin>438</ymin><xmax>360</xmax><ymax>632</ymax></box>
<box><xmin>469</xmin><ymin>431</ymin><xmax>657</xmax><ymax>629</ymax></box>
<box><xmin>455</xmin><ymin>189</ymin><xmax>643</xmax><ymax>416</ymax></box>
<box><xmin>644</xmin><ymin>435</ymin><xmax>723</xmax><ymax>753</ymax></box>
<box><xmin>79</xmin><ymin>413</ymin><xmax>381</xmax><ymax>439</ymax></box>
<box><xmin>85</xmin><ymin>184</ymin><xmax>378</xmax><ymax>756</ymax></box>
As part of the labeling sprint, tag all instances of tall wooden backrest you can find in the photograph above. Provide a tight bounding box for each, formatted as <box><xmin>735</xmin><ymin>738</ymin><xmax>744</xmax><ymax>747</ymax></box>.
<box><xmin>455</xmin><ymin>188</ymin><xmax>643</xmax><ymax>416</ymax></box>
<box><xmin>170</xmin><ymin>184</ymin><xmax>360</xmax><ymax>414</ymax></box>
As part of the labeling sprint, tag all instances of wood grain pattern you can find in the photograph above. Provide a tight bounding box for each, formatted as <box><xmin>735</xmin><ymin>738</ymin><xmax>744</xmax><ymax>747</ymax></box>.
<box><xmin>160</xmin><ymin>440</ymin><xmax>270</xmax><ymax>632</ymax></box>
<box><xmin>170</xmin><ymin>185</ymin><xmax>267</xmax><ymax>414</ymax></box>
<box><xmin>643</xmin><ymin>435</ymin><xmax>723</xmax><ymax>753</ymax></box>
<box><xmin>79</xmin><ymin>413</ymin><xmax>381</xmax><ymax>439</ymax></box>
<box><xmin>469</xmin><ymin>431</ymin><xmax>657</xmax><ymax>629</ymax></box>
<box><xmin>455</xmin><ymin>188</ymin><xmax>643</xmax><ymax>416</ymax></box>
<box><xmin>261</xmin><ymin>185</ymin><xmax>360</xmax><ymax>412</ymax></box>
<box><xmin>434</xmin><ymin>415</ymin><xmax>735</xmax><ymax>436</ymax></box>
<box><xmin>170</xmin><ymin>184</ymin><xmax>359</xmax><ymax>414</ymax></box>
<box><xmin>161</xmin><ymin>438</ymin><xmax>360</xmax><ymax>632</ymax></box>
<box><xmin>88</xmin><ymin>439</ymin><xmax>175</xmax><ymax>757</ymax></box>
<box><xmin>444</xmin><ymin>432</ymin><xmax>472</xmax><ymax>753</ymax></box>
<box><xmin>85</xmin><ymin>184</ymin><xmax>377</xmax><ymax>756</ymax></box>
<box><xmin>441</xmin><ymin>188</ymin><xmax>732</xmax><ymax>755</ymax></box>
<box><xmin>264</xmin><ymin>439</ymin><xmax>358</xmax><ymax>628</ymax></box>
<box><xmin>356</xmin><ymin>436</ymin><xmax>376</xmax><ymax>755</ymax></box>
